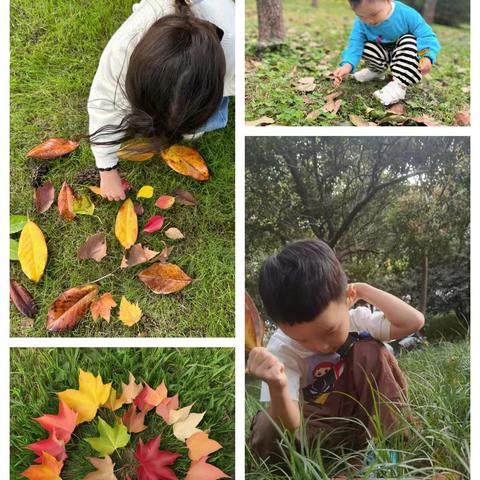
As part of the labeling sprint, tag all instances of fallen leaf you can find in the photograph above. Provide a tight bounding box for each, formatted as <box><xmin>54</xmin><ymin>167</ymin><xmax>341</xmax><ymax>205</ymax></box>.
<box><xmin>245</xmin><ymin>291</ymin><xmax>265</xmax><ymax>351</ymax></box>
<box><xmin>115</xmin><ymin>198</ymin><xmax>138</xmax><ymax>249</ymax></box>
<box><xmin>10</xmin><ymin>278</ymin><xmax>38</xmax><ymax>318</ymax></box>
<box><xmin>121</xmin><ymin>244</ymin><xmax>159</xmax><ymax>268</ymax></box>
<box><xmin>86</xmin><ymin>418</ymin><xmax>130</xmax><ymax>457</ymax></box>
<box><xmin>165</xmin><ymin>227</ymin><xmax>184</xmax><ymax>240</ymax></box>
<box><xmin>171</xmin><ymin>189</ymin><xmax>198</xmax><ymax>206</ymax></box>
<box><xmin>90</xmin><ymin>293</ymin><xmax>117</xmax><ymax>322</ymax></box>
<box><xmin>84</xmin><ymin>456</ymin><xmax>117</xmax><ymax>480</ymax></box>
<box><xmin>137</xmin><ymin>185</ymin><xmax>154</xmax><ymax>199</ymax></box>
<box><xmin>22</xmin><ymin>451</ymin><xmax>63</xmax><ymax>480</ymax></box>
<box><xmin>298</xmin><ymin>76</ymin><xmax>315</xmax><ymax>84</ymax></box>
<box><xmin>72</xmin><ymin>194</ymin><xmax>95</xmax><ymax>216</ymax></box>
<box><xmin>122</xmin><ymin>404</ymin><xmax>147</xmax><ymax>433</ymax></box>
<box><xmin>35</xmin><ymin>181</ymin><xmax>55</xmax><ymax>214</ymax></box>
<box><xmin>34</xmin><ymin>400</ymin><xmax>78</xmax><ymax>443</ymax></box>
<box><xmin>117</xmin><ymin>372</ymin><xmax>144</xmax><ymax>405</ymax></box>
<box><xmin>144</xmin><ymin>215</ymin><xmax>165</xmax><ymax>234</ymax></box>
<box><xmin>161</xmin><ymin>145</ymin><xmax>209</xmax><ymax>181</ymax></box>
<box><xmin>185</xmin><ymin>460</ymin><xmax>230</xmax><ymax>480</ymax></box>
<box><xmin>187</xmin><ymin>432</ymin><xmax>222</xmax><ymax>461</ymax></box>
<box><xmin>18</xmin><ymin>220</ymin><xmax>48</xmax><ymax>282</ymax></box>
<box><xmin>138</xmin><ymin>262</ymin><xmax>192</xmax><ymax>294</ymax></box>
<box><xmin>386</xmin><ymin>103</ymin><xmax>406</xmax><ymax>115</ymax></box>
<box><xmin>118</xmin><ymin>140</ymin><xmax>156</xmax><ymax>162</ymax></box>
<box><xmin>10</xmin><ymin>215</ymin><xmax>28</xmax><ymax>234</ymax></box>
<box><xmin>135</xmin><ymin>383</ymin><xmax>168</xmax><ymax>412</ymax></box>
<box><xmin>27</xmin><ymin>138</ymin><xmax>79</xmax><ymax>160</ymax></box>
<box><xmin>410</xmin><ymin>115</ymin><xmax>442</xmax><ymax>126</ymax></box>
<box><xmin>10</xmin><ymin>238</ymin><xmax>19</xmax><ymax>260</ymax></box>
<box><xmin>321</xmin><ymin>99</ymin><xmax>342</xmax><ymax>114</ymax></box>
<box><xmin>135</xmin><ymin>435</ymin><xmax>181</xmax><ymax>480</ymax></box>
<box><xmin>377</xmin><ymin>113</ymin><xmax>408</xmax><ymax>126</ymax></box>
<box><xmin>306</xmin><ymin>110</ymin><xmax>321</xmax><ymax>120</ymax></box>
<box><xmin>78</xmin><ymin>233</ymin><xmax>107</xmax><ymax>262</ymax></box>
<box><xmin>158</xmin><ymin>246</ymin><xmax>174</xmax><ymax>263</ymax></box>
<box><xmin>134</xmin><ymin>203</ymin><xmax>145</xmax><ymax>216</ymax></box>
<box><xmin>245</xmin><ymin>116</ymin><xmax>275</xmax><ymax>127</ymax></box>
<box><xmin>47</xmin><ymin>284</ymin><xmax>99</xmax><ymax>332</ymax></box>
<box><xmin>155</xmin><ymin>394</ymin><xmax>180</xmax><ymax>424</ymax></box>
<box><xmin>121</xmin><ymin>179</ymin><xmax>132</xmax><ymax>192</ymax></box>
<box><xmin>349</xmin><ymin>114</ymin><xmax>371</xmax><ymax>127</ymax></box>
<box><xmin>172</xmin><ymin>411</ymin><xmax>205</xmax><ymax>441</ymax></box>
<box><xmin>58</xmin><ymin>369</ymin><xmax>111</xmax><ymax>424</ymax></box>
<box><xmin>155</xmin><ymin>195</ymin><xmax>175</xmax><ymax>209</ymax></box>
<box><xmin>324</xmin><ymin>91</ymin><xmax>342</xmax><ymax>103</ymax></box>
<box><xmin>26</xmin><ymin>429</ymin><xmax>67</xmax><ymax>463</ymax></box>
<box><xmin>296</xmin><ymin>83</ymin><xmax>316</xmax><ymax>92</ymax></box>
<box><xmin>89</xmin><ymin>186</ymin><xmax>102</xmax><ymax>196</ymax></box>
<box><xmin>89</xmin><ymin>181</ymin><xmax>131</xmax><ymax>197</ymax></box>
<box><xmin>453</xmin><ymin>107</ymin><xmax>470</xmax><ymax>126</ymax></box>
<box><xmin>168</xmin><ymin>404</ymin><xmax>194</xmax><ymax>424</ymax></box>
<box><xmin>58</xmin><ymin>181</ymin><xmax>76</xmax><ymax>221</ymax></box>
<box><xmin>118</xmin><ymin>296</ymin><xmax>142</xmax><ymax>327</ymax></box>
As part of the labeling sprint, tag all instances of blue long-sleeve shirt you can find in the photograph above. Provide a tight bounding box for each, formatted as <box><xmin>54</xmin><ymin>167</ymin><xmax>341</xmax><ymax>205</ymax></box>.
<box><xmin>340</xmin><ymin>1</ymin><xmax>441</xmax><ymax>71</ymax></box>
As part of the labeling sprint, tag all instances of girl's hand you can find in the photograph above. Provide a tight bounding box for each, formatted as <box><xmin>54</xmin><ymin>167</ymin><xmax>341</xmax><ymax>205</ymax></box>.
<box><xmin>99</xmin><ymin>169</ymin><xmax>126</xmax><ymax>201</ymax></box>
<box><xmin>333</xmin><ymin>64</ymin><xmax>353</xmax><ymax>85</ymax></box>
<box><xmin>419</xmin><ymin>57</ymin><xmax>432</xmax><ymax>75</ymax></box>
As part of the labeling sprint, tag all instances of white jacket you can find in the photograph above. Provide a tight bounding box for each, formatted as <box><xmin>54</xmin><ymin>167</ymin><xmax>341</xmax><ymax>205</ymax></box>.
<box><xmin>88</xmin><ymin>0</ymin><xmax>235</xmax><ymax>169</ymax></box>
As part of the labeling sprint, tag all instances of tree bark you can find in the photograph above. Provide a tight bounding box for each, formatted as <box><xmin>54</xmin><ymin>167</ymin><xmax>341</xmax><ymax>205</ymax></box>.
<box><xmin>419</xmin><ymin>253</ymin><xmax>429</xmax><ymax>316</ymax></box>
<box><xmin>256</xmin><ymin>0</ymin><xmax>286</xmax><ymax>51</ymax></box>
<box><xmin>422</xmin><ymin>0</ymin><xmax>438</xmax><ymax>24</ymax></box>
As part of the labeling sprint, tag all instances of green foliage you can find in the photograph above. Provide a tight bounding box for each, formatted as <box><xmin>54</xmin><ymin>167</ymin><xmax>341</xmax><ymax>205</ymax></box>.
<box><xmin>402</xmin><ymin>0</ymin><xmax>470</xmax><ymax>27</ymax></box>
<box><xmin>424</xmin><ymin>311</ymin><xmax>469</xmax><ymax>340</ymax></box>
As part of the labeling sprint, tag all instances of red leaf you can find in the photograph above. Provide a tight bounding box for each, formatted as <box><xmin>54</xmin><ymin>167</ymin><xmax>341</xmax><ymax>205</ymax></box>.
<box><xmin>122</xmin><ymin>404</ymin><xmax>147</xmax><ymax>433</ymax></box>
<box><xmin>27</xmin><ymin>138</ymin><xmax>79</xmax><ymax>160</ymax></box>
<box><xmin>134</xmin><ymin>383</ymin><xmax>167</xmax><ymax>412</ymax></box>
<box><xmin>135</xmin><ymin>435</ymin><xmax>181</xmax><ymax>480</ymax></box>
<box><xmin>26</xmin><ymin>429</ymin><xmax>67</xmax><ymax>463</ymax></box>
<box><xmin>155</xmin><ymin>196</ymin><xmax>175</xmax><ymax>209</ymax></box>
<box><xmin>144</xmin><ymin>215</ymin><xmax>165</xmax><ymax>233</ymax></box>
<box><xmin>9</xmin><ymin>278</ymin><xmax>38</xmax><ymax>319</ymax></box>
<box><xmin>35</xmin><ymin>181</ymin><xmax>55</xmax><ymax>214</ymax></box>
<box><xmin>33</xmin><ymin>400</ymin><xmax>78</xmax><ymax>443</ymax></box>
<box><xmin>58</xmin><ymin>181</ymin><xmax>76</xmax><ymax>221</ymax></box>
<box><xmin>155</xmin><ymin>394</ymin><xmax>179</xmax><ymax>423</ymax></box>
<box><xmin>121</xmin><ymin>179</ymin><xmax>132</xmax><ymax>192</ymax></box>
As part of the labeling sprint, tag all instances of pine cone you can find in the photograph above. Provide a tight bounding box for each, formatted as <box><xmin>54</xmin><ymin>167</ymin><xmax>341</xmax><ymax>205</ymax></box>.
<box><xmin>74</xmin><ymin>167</ymin><xmax>100</xmax><ymax>185</ymax></box>
<box><xmin>31</xmin><ymin>163</ymin><xmax>50</xmax><ymax>188</ymax></box>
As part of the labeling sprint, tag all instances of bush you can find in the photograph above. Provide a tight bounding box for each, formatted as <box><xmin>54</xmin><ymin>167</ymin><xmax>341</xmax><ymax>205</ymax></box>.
<box><xmin>423</xmin><ymin>310</ymin><xmax>469</xmax><ymax>340</ymax></box>
<box><xmin>402</xmin><ymin>0</ymin><xmax>470</xmax><ymax>27</ymax></box>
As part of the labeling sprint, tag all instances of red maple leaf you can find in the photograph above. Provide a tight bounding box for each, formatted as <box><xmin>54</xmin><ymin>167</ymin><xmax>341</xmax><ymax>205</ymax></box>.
<box><xmin>135</xmin><ymin>435</ymin><xmax>181</xmax><ymax>480</ymax></box>
<box><xmin>26</xmin><ymin>428</ymin><xmax>67</xmax><ymax>463</ymax></box>
<box><xmin>33</xmin><ymin>400</ymin><xmax>77</xmax><ymax>443</ymax></box>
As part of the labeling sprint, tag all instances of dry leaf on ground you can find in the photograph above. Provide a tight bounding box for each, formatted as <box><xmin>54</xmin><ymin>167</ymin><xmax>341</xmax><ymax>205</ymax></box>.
<box><xmin>165</xmin><ymin>227</ymin><xmax>184</xmax><ymax>240</ymax></box>
<box><xmin>35</xmin><ymin>181</ymin><xmax>55</xmax><ymax>214</ymax></box>
<box><xmin>138</xmin><ymin>262</ymin><xmax>192</xmax><ymax>294</ymax></box>
<box><xmin>78</xmin><ymin>232</ymin><xmax>107</xmax><ymax>262</ymax></box>
<box><xmin>90</xmin><ymin>293</ymin><xmax>117</xmax><ymax>322</ymax></box>
<box><xmin>27</xmin><ymin>138</ymin><xmax>79</xmax><ymax>160</ymax></box>
<box><xmin>10</xmin><ymin>278</ymin><xmax>38</xmax><ymax>319</ymax></box>
<box><xmin>245</xmin><ymin>116</ymin><xmax>275</xmax><ymax>127</ymax></box>
<box><xmin>120</xmin><ymin>244</ymin><xmax>159</xmax><ymax>268</ymax></box>
<box><xmin>58</xmin><ymin>181</ymin><xmax>76</xmax><ymax>221</ymax></box>
<box><xmin>18</xmin><ymin>220</ymin><xmax>48</xmax><ymax>282</ymax></box>
<box><xmin>161</xmin><ymin>145</ymin><xmax>209</xmax><ymax>181</ymax></box>
<box><xmin>115</xmin><ymin>198</ymin><xmax>138</xmax><ymax>249</ymax></box>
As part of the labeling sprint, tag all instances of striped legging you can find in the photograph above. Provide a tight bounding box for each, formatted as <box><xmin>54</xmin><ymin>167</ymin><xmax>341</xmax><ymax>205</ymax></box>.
<box><xmin>362</xmin><ymin>34</ymin><xmax>422</xmax><ymax>86</ymax></box>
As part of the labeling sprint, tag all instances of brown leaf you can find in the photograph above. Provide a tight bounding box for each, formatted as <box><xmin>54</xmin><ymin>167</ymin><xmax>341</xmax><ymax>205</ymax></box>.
<box><xmin>78</xmin><ymin>233</ymin><xmax>107</xmax><ymax>262</ymax></box>
<box><xmin>296</xmin><ymin>83</ymin><xmax>316</xmax><ymax>92</ymax></box>
<box><xmin>306</xmin><ymin>110</ymin><xmax>321</xmax><ymax>121</ymax></box>
<box><xmin>58</xmin><ymin>181</ymin><xmax>76</xmax><ymax>221</ymax></box>
<box><xmin>10</xmin><ymin>278</ymin><xmax>38</xmax><ymax>319</ymax></box>
<box><xmin>245</xmin><ymin>291</ymin><xmax>264</xmax><ymax>351</ymax></box>
<box><xmin>322</xmin><ymin>99</ymin><xmax>342</xmax><ymax>115</ymax></box>
<box><xmin>35</xmin><ymin>181</ymin><xmax>55</xmax><ymax>214</ymax></box>
<box><xmin>298</xmin><ymin>76</ymin><xmax>315</xmax><ymax>84</ymax></box>
<box><xmin>245</xmin><ymin>116</ymin><xmax>275</xmax><ymax>127</ymax></box>
<box><xmin>138</xmin><ymin>263</ymin><xmax>192</xmax><ymax>294</ymax></box>
<box><xmin>27</xmin><ymin>138</ymin><xmax>79</xmax><ymax>160</ymax></box>
<box><xmin>171</xmin><ymin>189</ymin><xmax>198</xmax><ymax>206</ymax></box>
<box><xmin>349</xmin><ymin>114</ymin><xmax>372</xmax><ymax>127</ymax></box>
<box><xmin>158</xmin><ymin>246</ymin><xmax>174</xmax><ymax>263</ymax></box>
<box><xmin>324</xmin><ymin>91</ymin><xmax>342</xmax><ymax>103</ymax></box>
<box><xmin>133</xmin><ymin>203</ymin><xmax>144</xmax><ymax>216</ymax></box>
<box><xmin>303</xmin><ymin>96</ymin><xmax>316</xmax><ymax>105</ymax></box>
<box><xmin>453</xmin><ymin>106</ymin><xmax>470</xmax><ymax>126</ymax></box>
<box><xmin>90</xmin><ymin>292</ymin><xmax>117</xmax><ymax>322</ymax></box>
<box><xmin>161</xmin><ymin>145</ymin><xmax>209</xmax><ymax>181</ymax></box>
<box><xmin>165</xmin><ymin>227</ymin><xmax>185</xmax><ymax>240</ymax></box>
<box><xmin>47</xmin><ymin>284</ymin><xmax>99</xmax><ymax>331</ymax></box>
<box><xmin>120</xmin><ymin>244</ymin><xmax>159</xmax><ymax>269</ymax></box>
<box><xmin>410</xmin><ymin>115</ymin><xmax>442</xmax><ymax>126</ymax></box>
<box><xmin>386</xmin><ymin>103</ymin><xmax>406</xmax><ymax>116</ymax></box>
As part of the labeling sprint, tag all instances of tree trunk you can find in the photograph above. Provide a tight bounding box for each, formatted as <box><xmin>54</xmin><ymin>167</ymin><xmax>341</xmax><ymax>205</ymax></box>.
<box><xmin>419</xmin><ymin>253</ymin><xmax>429</xmax><ymax>316</ymax></box>
<box><xmin>422</xmin><ymin>0</ymin><xmax>438</xmax><ymax>24</ymax></box>
<box><xmin>312</xmin><ymin>0</ymin><xmax>318</xmax><ymax>7</ymax></box>
<box><xmin>256</xmin><ymin>0</ymin><xmax>286</xmax><ymax>52</ymax></box>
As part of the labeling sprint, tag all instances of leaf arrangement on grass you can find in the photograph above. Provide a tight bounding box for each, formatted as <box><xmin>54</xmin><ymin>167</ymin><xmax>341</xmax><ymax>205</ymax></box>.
<box><xmin>10</xmin><ymin>139</ymin><xmax>207</xmax><ymax>333</ymax></box>
<box><xmin>22</xmin><ymin>369</ymin><xmax>230</xmax><ymax>480</ymax></box>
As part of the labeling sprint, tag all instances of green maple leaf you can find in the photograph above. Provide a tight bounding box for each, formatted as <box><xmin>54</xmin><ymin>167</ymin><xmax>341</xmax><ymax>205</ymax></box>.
<box><xmin>86</xmin><ymin>417</ymin><xmax>130</xmax><ymax>457</ymax></box>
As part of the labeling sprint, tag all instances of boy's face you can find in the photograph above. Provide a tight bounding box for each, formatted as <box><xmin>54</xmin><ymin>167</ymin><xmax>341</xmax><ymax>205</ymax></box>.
<box><xmin>279</xmin><ymin>298</ymin><xmax>350</xmax><ymax>354</ymax></box>
<box><xmin>353</xmin><ymin>0</ymin><xmax>393</xmax><ymax>26</ymax></box>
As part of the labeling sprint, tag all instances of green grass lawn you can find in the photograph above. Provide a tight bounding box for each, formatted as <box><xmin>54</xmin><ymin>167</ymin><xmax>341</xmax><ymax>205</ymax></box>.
<box><xmin>10</xmin><ymin>0</ymin><xmax>235</xmax><ymax>337</ymax></box>
<box><xmin>10</xmin><ymin>347</ymin><xmax>235</xmax><ymax>479</ymax></box>
<box><xmin>245</xmin><ymin>0</ymin><xmax>470</xmax><ymax>126</ymax></box>
<box><xmin>245</xmin><ymin>340</ymin><xmax>470</xmax><ymax>479</ymax></box>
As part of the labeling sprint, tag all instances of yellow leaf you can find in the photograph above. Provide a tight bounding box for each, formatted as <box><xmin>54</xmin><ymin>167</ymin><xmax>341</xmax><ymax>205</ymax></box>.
<box><xmin>18</xmin><ymin>220</ymin><xmax>48</xmax><ymax>282</ymax></box>
<box><xmin>172</xmin><ymin>411</ymin><xmax>205</xmax><ymax>442</ymax></box>
<box><xmin>118</xmin><ymin>140</ymin><xmax>156</xmax><ymax>161</ymax></box>
<box><xmin>58</xmin><ymin>369</ymin><xmax>111</xmax><ymax>424</ymax></box>
<box><xmin>161</xmin><ymin>145</ymin><xmax>209</xmax><ymax>181</ymax></box>
<box><xmin>136</xmin><ymin>185</ymin><xmax>154</xmax><ymax>199</ymax></box>
<box><xmin>104</xmin><ymin>372</ymin><xmax>143</xmax><ymax>411</ymax></box>
<box><xmin>115</xmin><ymin>198</ymin><xmax>138</xmax><ymax>249</ymax></box>
<box><xmin>119</xmin><ymin>296</ymin><xmax>142</xmax><ymax>327</ymax></box>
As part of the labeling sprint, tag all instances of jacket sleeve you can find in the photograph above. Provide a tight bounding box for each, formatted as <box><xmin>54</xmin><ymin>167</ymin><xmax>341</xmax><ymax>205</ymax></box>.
<box><xmin>340</xmin><ymin>17</ymin><xmax>367</xmax><ymax>72</ymax></box>
<box><xmin>406</xmin><ymin>8</ymin><xmax>441</xmax><ymax>63</ymax></box>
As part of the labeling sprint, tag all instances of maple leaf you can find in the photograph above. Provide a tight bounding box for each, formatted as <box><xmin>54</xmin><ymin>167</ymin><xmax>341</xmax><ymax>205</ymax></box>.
<box><xmin>172</xmin><ymin>410</ymin><xmax>205</xmax><ymax>442</ymax></box>
<box><xmin>185</xmin><ymin>460</ymin><xmax>230</xmax><ymax>480</ymax></box>
<box><xmin>86</xmin><ymin>418</ymin><xmax>130</xmax><ymax>457</ymax></box>
<box><xmin>58</xmin><ymin>369</ymin><xmax>111</xmax><ymax>424</ymax></box>
<box><xmin>186</xmin><ymin>432</ymin><xmax>222</xmax><ymax>461</ymax></box>
<box><xmin>33</xmin><ymin>400</ymin><xmax>77</xmax><ymax>443</ymax></box>
<box><xmin>90</xmin><ymin>293</ymin><xmax>117</xmax><ymax>322</ymax></box>
<box><xmin>22</xmin><ymin>451</ymin><xmax>63</xmax><ymax>480</ymax></box>
<box><xmin>134</xmin><ymin>435</ymin><xmax>181</xmax><ymax>480</ymax></box>
<box><xmin>26</xmin><ymin>428</ymin><xmax>67</xmax><ymax>463</ymax></box>
<box><xmin>134</xmin><ymin>383</ymin><xmax>167</xmax><ymax>412</ymax></box>
<box><xmin>105</xmin><ymin>372</ymin><xmax>143</xmax><ymax>411</ymax></box>
<box><xmin>118</xmin><ymin>296</ymin><xmax>142</xmax><ymax>327</ymax></box>
<box><xmin>84</xmin><ymin>456</ymin><xmax>117</xmax><ymax>480</ymax></box>
<box><xmin>155</xmin><ymin>394</ymin><xmax>180</xmax><ymax>424</ymax></box>
<box><xmin>122</xmin><ymin>404</ymin><xmax>147</xmax><ymax>433</ymax></box>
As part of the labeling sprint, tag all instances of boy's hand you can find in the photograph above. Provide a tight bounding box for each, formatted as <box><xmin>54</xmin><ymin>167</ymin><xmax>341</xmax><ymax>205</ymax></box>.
<box><xmin>419</xmin><ymin>57</ymin><xmax>432</xmax><ymax>75</ymax></box>
<box><xmin>99</xmin><ymin>169</ymin><xmax>126</xmax><ymax>201</ymax></box>
<box><xmin>247</xmin><ymin>347</ymin><xmax>288</xmax><ymax>390</ymax></box>
<box><xmin>346</xmin><ymin>283</ymin><xmax>359</xmax><ymax>308</ymax></box>
<box><xmin>332</xmin><ymin>64</ymin><xmax>353</xmax><ymax>85</ymax></box>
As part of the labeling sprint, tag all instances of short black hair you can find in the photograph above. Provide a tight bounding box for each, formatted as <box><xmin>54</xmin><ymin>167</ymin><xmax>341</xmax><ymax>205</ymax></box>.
<box><xmin>259</xmin><ymin>240</ymin><xmax>348</xmax><ymax>325</ymax></box>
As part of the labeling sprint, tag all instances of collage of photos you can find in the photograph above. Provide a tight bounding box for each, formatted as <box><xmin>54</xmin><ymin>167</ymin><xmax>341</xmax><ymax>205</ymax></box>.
<box><xmin>5</xmin><ymin>0</ymin><xmax>473</xmax><ymax>479</ymax></box>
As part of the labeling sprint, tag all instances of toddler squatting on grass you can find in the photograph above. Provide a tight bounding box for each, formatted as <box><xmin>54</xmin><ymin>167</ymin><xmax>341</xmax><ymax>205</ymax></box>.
<box><xmin>248</xmin><ymin>240</ymin><xmax>425</xmax><ymax>460</ymax></box>
<box><xmin>333</xmin><ymin>0</ymin><xmax>440</xmax><ymax>106</ymax></box>
<box><xmin>88</xmin><ymin>0</ymin><xmax>235</xmax><ymax>201</ymax></box>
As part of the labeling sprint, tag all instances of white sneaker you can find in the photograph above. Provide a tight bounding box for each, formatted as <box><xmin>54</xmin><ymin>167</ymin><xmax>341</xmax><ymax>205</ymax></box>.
<box><xmin>352</xmin><ymin>68</ymin><xmax>386</xmax><ymax>83</ymax></box>
<box><xmin>183</xmin><ymin>131</ymin><xmax>205</xmax><ymax>141</ymax></box>
<box><xmin>373</xmin><ymin>80</ymin><xmax>407</xmax><ymax>106</ymax></box>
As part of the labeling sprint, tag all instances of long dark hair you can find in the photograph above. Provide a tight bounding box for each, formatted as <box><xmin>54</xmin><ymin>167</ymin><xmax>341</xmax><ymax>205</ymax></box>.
<box><xmin>90</xmin><ymin>0</ymin><xmax>226</xmax><ymax>151</ymax></box>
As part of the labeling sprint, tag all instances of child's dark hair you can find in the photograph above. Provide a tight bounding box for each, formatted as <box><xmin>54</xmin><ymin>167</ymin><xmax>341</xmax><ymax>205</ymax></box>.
<box><xmin>90</xmin><ymin>0</ymin><xmax>226</xmax><ymax>151</ymax></box>
<box><xmin>259</xmin><ymin>240</ymin><xmax>348</xmax><ymax>325</ymax></box>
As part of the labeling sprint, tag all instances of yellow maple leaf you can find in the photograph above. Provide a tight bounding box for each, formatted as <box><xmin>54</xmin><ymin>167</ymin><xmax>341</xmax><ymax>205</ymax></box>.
<box><xmin>119</xmin><ymin>296</ymin><xmax>142</xmax><ymax>327</ymax></box>
<box><xmin>136</xmin><ymin>185</ymin><xmax>154</xmax><ymax>199</ymax></box>
<box><xmin>58</xmin><ymin>369</ymin><xmax>111</xmax><ymax>424</ymax></box>
<box><xmin>104</xmin><ymin>372</ymin><xmax>143</xmax><ymax>411</ymax></box>
<box><xmin>172</xmin><ymin>411</ymin><xmax>205</xmax><ymax>442</ymax></box>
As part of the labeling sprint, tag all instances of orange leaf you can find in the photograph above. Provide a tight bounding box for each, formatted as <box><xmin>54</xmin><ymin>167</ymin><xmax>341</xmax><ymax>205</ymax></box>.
<box><xmin>187</xmin><ymin>432</ymin><xmax>222</xmax><ymax>461</ymax></box>
<box><xmin>58</xmin><ymin>180</ymin><xmax>76</xmax><ymax>221</ymax></box>
<box><xmin>115</xmin><ymin>198</ymin><xmax>138</xmax><ymax>249</ymax></box>
<box><xmin>90</xmin><ymin>292</ymin><xmax>117</xmax><ymax>322</ymax></box>
<box><xmin>118</xmin><ymin>140</ymin><xmax>156</xmax><ymax>161</ymax></box>
<box><xmin>185</xmin><ymin>460</ymin><xmax>230</xmax><ymax>480</ymax></box>
<box><xmin>155</xmin><ymin>393</ymin><xmax>180</xmax><ymax>423</ymax></box>
<box><xmin>22</xmin><ymin>452</ymin><xmax>63</xmax><ymax>480</ymax></box>
<box><xmin>84</xmin><ymin>456</ymin><xmax>116</xmax><ymax>480</ymax></box>
<box><xmin>47</xmin><ymin>284</ymin><xmax>99</xmax><ymax>331</ymax></box>
<box><xmin>134</xmin><ymin>383</ymin><xmax>168</xmax><ymax>412</ymax></box>
<box><xmin>161</xmin><ymin>145</ymin><xmax>209</xmax><ymax>181</ymax></box>
<box><xmin>245</xmin><ymin>291</ymin><xmax>265</xmax><ymax>351</ymax></box>
<box><xmin>88</xmin><ymin>185</ymin><xmax>102</xmax><ymax>195</ymax></box>
<box><xmin>122</xmin><ymin>404</ymin><xmax>147</xmax><ymax>433</ymax></box>
<box><xmin>138</xmin><ymin>262</ymin><xmax>192</xmax><ymax>294</ymax></box>
<box><xmin>155</xmin><ymin>195</ymin><xmax>175</xmax><ymax>209</ymax></box>
<box><xmin>27</xmin><ymin>137</ymin><xmax>79</xmax><ymax>160</ymax></box>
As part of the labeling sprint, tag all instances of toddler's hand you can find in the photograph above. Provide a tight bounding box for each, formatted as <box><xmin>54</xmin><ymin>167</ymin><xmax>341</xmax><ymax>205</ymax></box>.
<box><xmin>419</xmin><ymin>57</ymin><xmax>432</xmax><ymax>75</ymax></box>
<box><xmin>99</xmin><ymin>169</ymin><xmax>126</xmax><ymax>201</ymax></box>
<box><xmin>332</xmin><ymin>64</ymin><xmax>353</xmax><ymax>85</ymax></box>
<box><xmin>347</xmin><ymin>283</ymin><xmax>359</xmax><ymax>308</ymax></box>
<box><xmin>247</xmin><ymin>347</ymin><xmax>288</xmax><ymax>390</ymax></box>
